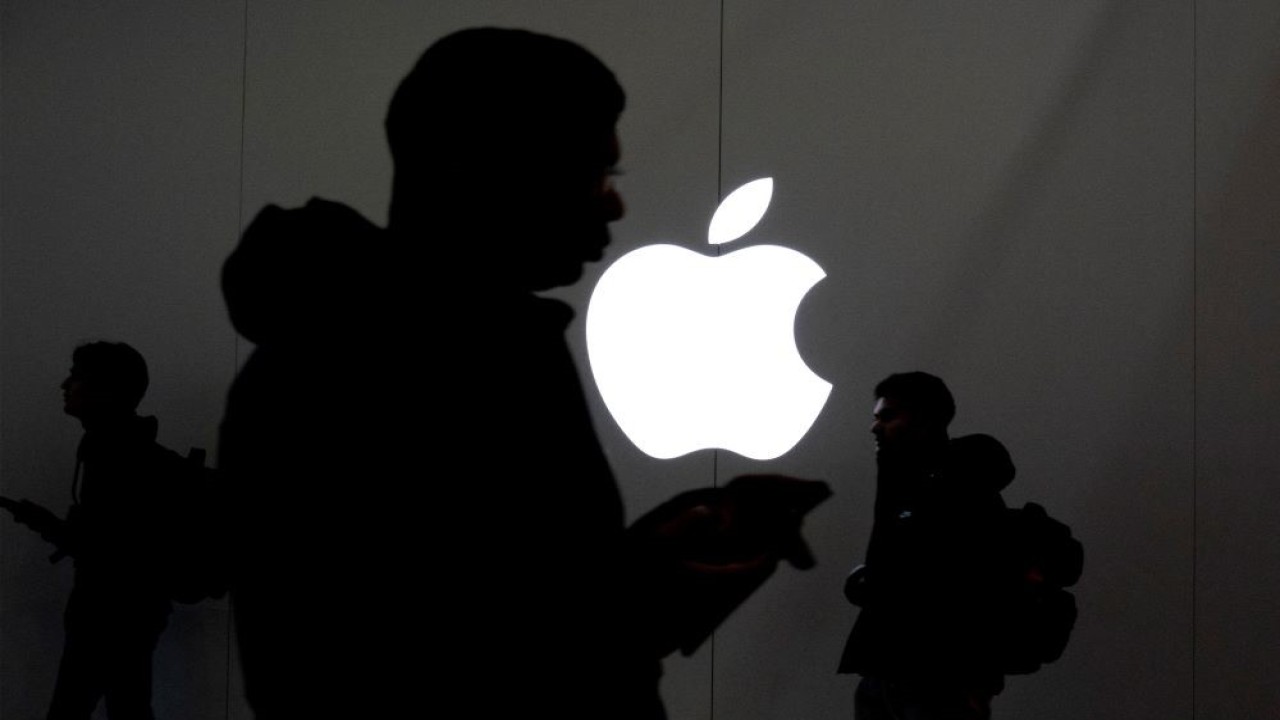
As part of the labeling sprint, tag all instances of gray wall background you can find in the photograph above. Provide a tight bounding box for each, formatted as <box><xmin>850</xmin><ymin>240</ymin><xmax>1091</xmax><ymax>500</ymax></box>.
<box><xmin>2</xmin><ymin>1</ymin><xmax>1277</xmax><ymax>718</ymax></box>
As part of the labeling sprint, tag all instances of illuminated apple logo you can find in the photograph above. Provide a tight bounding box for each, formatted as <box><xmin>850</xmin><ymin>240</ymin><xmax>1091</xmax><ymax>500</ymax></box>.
<box><xmin>586</xmin><ymin>178</ymin><xmax>831</xmax><ymax>461</ymax></box>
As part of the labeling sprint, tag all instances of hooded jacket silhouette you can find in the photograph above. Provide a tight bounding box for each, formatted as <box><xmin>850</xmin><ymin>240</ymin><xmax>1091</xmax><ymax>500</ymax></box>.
<box><xmin>220</xmin><ymin>197</ymin><xmax>658</xmax><ymax>717</ymax></box>
<box><xmin>839</xmin><ymin>433</ymin><xmax>1015</xmax><ymax>687</ymax></box>
<box><xmin>42</xmin><ymin>410</ymin><xmax>175</xmax><ymax>720</ymax></box>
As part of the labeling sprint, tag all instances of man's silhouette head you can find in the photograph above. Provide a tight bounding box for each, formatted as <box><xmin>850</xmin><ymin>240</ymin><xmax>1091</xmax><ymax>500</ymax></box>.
<box><xmin>385</xmin><ymin>28</ymin><xmax>626</xmax><ymax>291</ymax></box>
<box><xmin>62</xmin><ymin>342</ymin><xmax>148</xmax><ymax>425</ymax></box>
<box><xmin>871</xmin><ymin>371</ymin><xmax>953</xmax><ymax>458</ymax></box>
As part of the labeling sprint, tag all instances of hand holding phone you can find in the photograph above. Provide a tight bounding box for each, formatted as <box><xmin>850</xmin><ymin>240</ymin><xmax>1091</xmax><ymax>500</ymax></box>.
<box><xmin>0</xmin><ymin>496</ymin><xmax>67</xmax><ymax>547</ymax></box>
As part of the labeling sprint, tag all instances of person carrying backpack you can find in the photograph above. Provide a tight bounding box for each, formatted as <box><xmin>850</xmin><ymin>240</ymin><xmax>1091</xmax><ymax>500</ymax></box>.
<box><xmin>0</xmin><ymin>342</ymin><xmax>218</xmax><ymax>720</ymax></box>
<box><xmin>837</xmin><ymin>372</ymin><xmax>1081</xmax><ymax>720</ymax></box>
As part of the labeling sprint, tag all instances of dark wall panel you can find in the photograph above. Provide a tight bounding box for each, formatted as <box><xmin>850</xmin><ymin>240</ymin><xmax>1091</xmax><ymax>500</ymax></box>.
<box><xmin>1194</xmin><ymin>2</ymin><xmax>1280</xmax><ymax>717</ymax></box>
<box><xmin>1</xmin><ymin>2</ymin><xmax>244</xmax><ymax>718</ymax></box>
<box><xmin>715</xmin><ymin>2</ymin><xmax>1193</xmax><ymax>719</ymax></box>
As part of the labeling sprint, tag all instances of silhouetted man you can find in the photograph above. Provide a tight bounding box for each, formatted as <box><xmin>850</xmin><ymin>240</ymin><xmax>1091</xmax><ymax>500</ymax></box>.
<box><xmin>1</xmin><ymin>342</ymin><xmax>172</xmax><ymax>720</ymax></box>
<box><xmin>220</xmin><ymin>28</ymin><xmax>823</xmax><ymax>720</ymax></box>
<box><xmin>838</xmin><ymin>372</ymin><xmax>1014</xmax><ymax>720</ymax></box>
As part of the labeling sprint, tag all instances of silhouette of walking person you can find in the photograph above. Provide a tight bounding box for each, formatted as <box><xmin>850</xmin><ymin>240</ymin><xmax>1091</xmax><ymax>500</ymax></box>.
<box><xmin>1</xmin><ymin>342</ymin><xmax>172</xmax><ymax>720</ymax></box>
<box><xmin>219</xmin><ymin>27</ymin><xmax>827</xmax><ymax>720</ymax></box>
<box><xmin>838</xmin><ymin>373</ymin><xmax>1012</xmax><ymax>719</ymax></box>
<box><xmin>838</xmin><ymin>372</ymin><xmax>1081</xmax><ymax>720</ymax></box>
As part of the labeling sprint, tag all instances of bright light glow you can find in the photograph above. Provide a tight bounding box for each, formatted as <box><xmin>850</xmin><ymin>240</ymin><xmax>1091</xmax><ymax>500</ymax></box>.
<box><xmin>587</xmin><ymin>177</ymin><xmax>831</xmax><ymax>461</ymax></box>
<box><xmin>587</xmin><ymin>244</ymin><xmax>829</xmax><ymax>459</ymax></box>
<box><xmin>587</xmin><ymin>178</ymin><xmax>830</xmax><ymax>460</ymax></box>
<box><xmin>708</xmin><ymin>177</ymin><xmax>774</xmax><ymax>245</ymax></box>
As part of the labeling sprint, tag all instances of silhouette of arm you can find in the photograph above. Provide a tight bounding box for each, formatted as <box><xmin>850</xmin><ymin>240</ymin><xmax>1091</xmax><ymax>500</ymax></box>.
<box><xmin>0</xmin><ymin>496</ymin><xmax>71</xmax><ymax>557</ymax></box>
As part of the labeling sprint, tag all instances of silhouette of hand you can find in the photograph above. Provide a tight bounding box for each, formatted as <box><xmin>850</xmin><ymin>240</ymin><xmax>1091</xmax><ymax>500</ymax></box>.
<box><xmin>645</xmin><ymin>496</ymin><xmax>778</xmax><ymax>575</ymax></box>
<box><xmin>0</xmin><ymin>497</ymin><xmax>66</xmax><ymax>546</ymax></box>
<box><xmin>631</xmin><ymin>473</ymin><xmax>830</xmax><ymax>574</ymax></box>
<box><xmin>627</xmin><ymin>475</ymin><xmax>831</xmax><ymax>657</ymax></box>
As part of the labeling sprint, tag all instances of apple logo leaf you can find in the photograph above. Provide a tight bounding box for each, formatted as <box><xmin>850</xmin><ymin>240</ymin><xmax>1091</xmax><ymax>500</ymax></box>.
<box><xmin>708</xmin><ymin>177</ymin><xmax>774</xmax><ymax>245</ymax></box>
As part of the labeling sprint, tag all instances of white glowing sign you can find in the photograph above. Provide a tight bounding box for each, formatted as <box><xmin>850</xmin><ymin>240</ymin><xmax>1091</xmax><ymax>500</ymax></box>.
<box><xmin>586</xmin><ymin>178</ymin><xmax>831</xmax><ymax>460</ymax></box>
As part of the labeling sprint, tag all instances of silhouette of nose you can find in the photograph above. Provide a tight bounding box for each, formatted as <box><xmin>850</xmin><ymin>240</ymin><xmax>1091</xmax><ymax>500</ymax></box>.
<box><xmin>602</xmin><ymin>187</ymin><xmax>624</xmax><ymax>222</ymax></box>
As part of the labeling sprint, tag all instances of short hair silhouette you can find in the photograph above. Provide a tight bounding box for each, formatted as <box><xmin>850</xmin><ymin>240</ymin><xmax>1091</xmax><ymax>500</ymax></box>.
<box><xmin>385</xmin><ymin>27</ymin><xmax>625</xmax><ymax>189</ymax></box>
<box><xmin>874</xmin><ymin>371</ymin><xmax>955</xmax><ymax>429</ymax></box>
<box><xmin>71</xmin><ymin>341</ymin><xmax>149</xmax><ymax>411</ymax></box>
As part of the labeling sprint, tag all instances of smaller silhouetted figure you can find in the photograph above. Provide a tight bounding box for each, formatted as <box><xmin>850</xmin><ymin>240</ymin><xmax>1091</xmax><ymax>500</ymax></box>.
<box><xmin>837</xmin><ymin>372</ymin><xmax>1082</xmax><ymax>720</ymax></box>
<box><xmin>838</xmin><ymin>373</ymin><xmax>1004</xmax><ymax>719</ymax></box>
<box><xmin>1</xmin><ymin>342</ymin><xmax>173</xmax><ymax>720</ymax></box>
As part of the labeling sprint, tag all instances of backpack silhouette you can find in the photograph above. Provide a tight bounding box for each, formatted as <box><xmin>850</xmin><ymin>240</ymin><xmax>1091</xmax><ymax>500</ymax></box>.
<box><xmin>155</xmin><ymin>447</ymin><xmax>230</xmax><ymax>604</ymax></box>
<box><xmin>996</xmin><ymin>501</ymin><xmax>1083</xmax><ymax>674</ymax></box>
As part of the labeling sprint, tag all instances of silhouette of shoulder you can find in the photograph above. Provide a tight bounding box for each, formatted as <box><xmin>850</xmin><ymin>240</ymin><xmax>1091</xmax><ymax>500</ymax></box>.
<box><xmin>942</xmin><ymin>434</ymin><xmax>1015</xmax><ymax>498</ymax></box>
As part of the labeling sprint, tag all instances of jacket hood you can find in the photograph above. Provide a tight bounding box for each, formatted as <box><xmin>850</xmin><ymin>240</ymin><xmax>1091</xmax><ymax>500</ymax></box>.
<box><xmin>223</xmin><ymin>198</ymin><xmax>384</xmax><ymax>346</ymax></box>
<box><xmin>945</xmin><ymin>433</ymin><xmax>1016</xmax><ymax>495</ymax></box>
